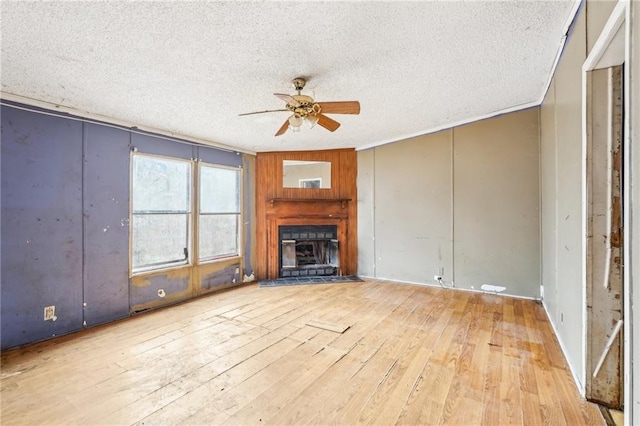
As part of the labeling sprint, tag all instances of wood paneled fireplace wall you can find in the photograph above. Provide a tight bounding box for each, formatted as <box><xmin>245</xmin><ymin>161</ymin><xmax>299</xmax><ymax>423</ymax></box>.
<box><xmin>255</xmin><ymin>148</ymin><xmax>357</xmax><ymax>280</ymax></box>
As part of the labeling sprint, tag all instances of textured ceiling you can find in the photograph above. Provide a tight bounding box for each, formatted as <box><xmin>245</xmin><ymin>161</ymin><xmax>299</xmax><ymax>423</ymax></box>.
<box><xmin>1</xmin><ymin>1</ymin><xmax>577</xmax><ymax>153</ymax></box>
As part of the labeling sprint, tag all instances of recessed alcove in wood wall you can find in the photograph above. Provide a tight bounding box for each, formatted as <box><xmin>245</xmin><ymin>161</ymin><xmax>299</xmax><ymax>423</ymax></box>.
<box><xmin>255</xmin><ymin>149</ymin><xmax>357</xmax><ymax>279</ymax></box>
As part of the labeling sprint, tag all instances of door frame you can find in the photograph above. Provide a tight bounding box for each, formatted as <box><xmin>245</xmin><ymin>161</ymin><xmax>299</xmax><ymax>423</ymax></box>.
<box><xmin>581</xmin><ymin>0</ymin><xmax>633</xmax><ymax>422</ymax></box>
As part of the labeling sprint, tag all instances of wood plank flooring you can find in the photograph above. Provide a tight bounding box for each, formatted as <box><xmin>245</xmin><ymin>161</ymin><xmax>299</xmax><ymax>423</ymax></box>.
<box><xmin>0</xmin><ymin>280</ymin><xmax>603</xmax><ymax>425</ymax></box>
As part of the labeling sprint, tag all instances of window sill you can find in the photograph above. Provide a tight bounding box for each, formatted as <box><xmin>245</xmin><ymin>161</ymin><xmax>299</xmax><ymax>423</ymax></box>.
<box><xmin>130</xmin><ymin>255</ymin><xmax>243</xmax><ymax>278</ymax></box>
<box><xmin>130</xmin><ymin>262</ymin><xmax>191</xmax><ymax>279</ymax></box>
<box><xmin>198</xmin><ymin>254</ymin><xmax>242</xmax><ymax>266</ymax></box>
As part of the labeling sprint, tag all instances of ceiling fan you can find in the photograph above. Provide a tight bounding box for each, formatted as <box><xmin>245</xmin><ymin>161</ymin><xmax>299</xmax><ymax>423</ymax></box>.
<box><xmin>239</xmin><ymin>77</ymin><xmax>360</xmax><ymax>136</ymax></box>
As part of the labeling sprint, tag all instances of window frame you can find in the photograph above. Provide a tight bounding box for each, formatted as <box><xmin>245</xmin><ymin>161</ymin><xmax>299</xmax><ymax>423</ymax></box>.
<box><xmin>196</xmin><ymin>161</ymin><xmax>243</xmax><ymax>264</ymax></box>
<box><xmin>130</xmin><ymin>152</ymin><xmax>193</xmax><ymax>275</ymax></box>
<box><xmin>129</xmin><ymin>152</ymin><xmax>243</xmax><ymax>277</ymax></box>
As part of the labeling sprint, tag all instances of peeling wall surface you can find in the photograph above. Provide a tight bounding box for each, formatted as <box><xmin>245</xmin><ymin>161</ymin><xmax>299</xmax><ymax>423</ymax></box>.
<box><xmin>357</xmin><ymin>108</ymin><xmax>540</xmax><ymax>298</ymax></box>
<box><xmin>1</xmin><ymin>103</ymin><xmax>254</xmax><ymax>350</ymax></box>
<box><xmin>585</xmin><ymin>67</ymin><xmax>624</xmax><ymax>406</ymax></box>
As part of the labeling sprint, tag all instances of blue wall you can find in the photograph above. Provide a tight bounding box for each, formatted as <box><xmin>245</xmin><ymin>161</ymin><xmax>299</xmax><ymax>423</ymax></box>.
<box><xmin>1</xmin><ymin>103</ymin><xmax>252</xmax><ymax>350</ymax></box>
<box><xmin>2</xmin><ymin>108</ymin><xmax>85</xmax><ymax>348</ymax></box>
<box><xmin>82</xmin><ymin>123</ymin><xmax>131</xmax><ymax>326</ymax></box>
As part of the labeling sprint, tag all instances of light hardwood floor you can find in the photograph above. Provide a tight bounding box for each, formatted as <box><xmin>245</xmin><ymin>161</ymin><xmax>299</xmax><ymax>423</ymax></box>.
<box><xmin>1</xmin><ymin>280</ymin><xmax>603</xmax><ymax>425</ymax></box>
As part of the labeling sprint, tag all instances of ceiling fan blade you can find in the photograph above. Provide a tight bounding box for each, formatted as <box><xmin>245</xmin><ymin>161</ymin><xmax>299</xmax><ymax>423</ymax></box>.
<box><xmin>316</xmin><ymin>114</ymin><xmax>341</xmax><ymax>132</ymax></box>
<box><xmin>316</xmin><ymin>101</ymin><xmax>360</xmax><ymax>115</ymax></box>
<box><xmin>274</xmin><ymin>119</ymin><xmax>290</xmax><ymax>137</ymax></box>
<box><xmin>239</xmin><ymin>108</ymin><xmax>288</xmax><ymax>116</ymax></box>
<box><xmin>274</xmin><ymin>93</ymin><xmax>300</xmax><ymax>107</ymax></box>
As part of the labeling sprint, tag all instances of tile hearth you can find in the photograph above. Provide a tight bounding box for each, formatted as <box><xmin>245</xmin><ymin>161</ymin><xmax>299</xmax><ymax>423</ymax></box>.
<box><xmin>258</xmin><ymin>275</ymin><xmax>362</xmax><ymax>287</ymax></box>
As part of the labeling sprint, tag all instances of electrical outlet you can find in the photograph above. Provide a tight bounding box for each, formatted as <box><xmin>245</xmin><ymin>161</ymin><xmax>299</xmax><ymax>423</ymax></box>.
<box><xmin>44</xmin><ymin>305</ymin><xmax>55</xmax><ymax>321</ymax></box>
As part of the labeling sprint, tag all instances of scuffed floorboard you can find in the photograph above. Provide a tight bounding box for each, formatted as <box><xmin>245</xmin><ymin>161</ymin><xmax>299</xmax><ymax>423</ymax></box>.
<box><xmin>0</xmin><ymin>279</ymin><xmax>603</xmax><ymax>425</ymax></box>
<box><xmin>305</xmin><ymin>319</ymin><xmax>350</xmax><ymax>333</ymax></box>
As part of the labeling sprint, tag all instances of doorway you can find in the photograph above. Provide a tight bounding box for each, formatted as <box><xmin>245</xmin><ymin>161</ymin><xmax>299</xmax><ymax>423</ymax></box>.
<box><xmin>582</xmin><ymin>1</ymin><xmax>628</xmax><ymax>414</ymax></box>
<box><xmin>585</xmin><ymin>65</ymin><xmax>624</xmax><ymax>409</ymax></box>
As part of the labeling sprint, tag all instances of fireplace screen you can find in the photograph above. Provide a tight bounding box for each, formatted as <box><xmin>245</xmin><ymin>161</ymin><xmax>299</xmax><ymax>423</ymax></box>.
<box><xmin>279</xmin><ymin>225</ymin><xmax>339</xmax><ymax>277</ymax></box>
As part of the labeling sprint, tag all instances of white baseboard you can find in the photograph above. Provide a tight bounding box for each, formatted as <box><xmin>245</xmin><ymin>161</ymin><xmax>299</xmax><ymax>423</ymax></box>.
<box><xmin>358</xmin><ymin>275</ymin><xmax>539</xmax><ymax>301</ymax></box>
<box><xmin>541</xmin><ymin>299</ymin><xmax>585</xmax><ymax>396</ymax></box>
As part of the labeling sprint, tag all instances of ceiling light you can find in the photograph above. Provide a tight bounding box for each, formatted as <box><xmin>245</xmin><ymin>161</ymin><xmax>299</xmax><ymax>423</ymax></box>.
<box><xmin>306</xmin><ymin>115</ymin><xmax>319</xmax><ymax>129</ymax></box>
<box><xmin>288</xmin><ymin>113</ymin><xmax>303</xmax><ymax>130</ymax></box>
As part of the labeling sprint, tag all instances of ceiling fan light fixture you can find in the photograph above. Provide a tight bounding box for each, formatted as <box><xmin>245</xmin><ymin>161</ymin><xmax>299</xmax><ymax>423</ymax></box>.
<box><xmin>288</xmin><ymin>113</ymin><xmax>303</xmax><ymax>129</ymax></box>
<box><xmin>306</xmin><ymin>114</ymin><xmax>319</xmax><ymax>129</ymax></box>
<box><xmin>239</xmin><ymin>77</ymin><xmax>360</xmax><ymax>137</ymax></box>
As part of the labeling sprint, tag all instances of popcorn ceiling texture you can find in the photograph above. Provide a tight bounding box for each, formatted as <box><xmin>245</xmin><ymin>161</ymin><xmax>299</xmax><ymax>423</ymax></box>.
<box><xmin>1</xmin><ymin>1</ymin><xmax>577</xmax><ymax>153</ymax></box>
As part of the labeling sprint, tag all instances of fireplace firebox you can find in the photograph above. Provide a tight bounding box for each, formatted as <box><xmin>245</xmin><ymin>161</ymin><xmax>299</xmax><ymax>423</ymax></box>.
<box><xmin>279</xmin><ymin>225</ymin><xmax>339</xmax><ymax>277</ymax></box>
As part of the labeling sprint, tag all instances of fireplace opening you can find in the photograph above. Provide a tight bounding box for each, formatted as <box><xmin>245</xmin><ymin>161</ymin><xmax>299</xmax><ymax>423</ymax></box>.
<box><xmin>279</xmin><ymin>225</ymin><xmax>339</xmax><ymax>277</ymax></box>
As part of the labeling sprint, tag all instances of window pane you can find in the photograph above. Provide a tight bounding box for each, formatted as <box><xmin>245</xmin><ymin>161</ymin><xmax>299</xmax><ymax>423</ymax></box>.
<box><xmin>132</xmin><ymin>214</ymin><xmax>189</xmax><ymax>270</ymax></box>
<box><xmin>200</xmin><ymin>166</ymin><xmax>240</xmax><ymax>213</ymax></box>
<box><xmin>133</xmin><ymin>155</ymin><xmax>191</xmax><ymax>212</ymax></box>
<box><xmin>199</xmin><ymin>214</ymin><xmax>238</xmax><ymax>260</ymax></box>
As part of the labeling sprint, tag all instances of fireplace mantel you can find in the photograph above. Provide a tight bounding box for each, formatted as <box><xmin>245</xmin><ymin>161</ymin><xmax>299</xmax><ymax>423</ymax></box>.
<box><xmin>265</xmin><ymin>197</ymin><xmax>350</xmax><ymax>221</ymax></box>
<box><xmin>268</xmin><ymin>198</ymin><xmax>351</xmax><ymax>209</ymax></box>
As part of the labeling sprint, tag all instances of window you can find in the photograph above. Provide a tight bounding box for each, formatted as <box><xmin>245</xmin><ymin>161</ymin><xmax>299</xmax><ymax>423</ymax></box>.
<box><xmin>131</xmin><ymin>154</ymin><xmax>242</xmax><ymax>274</ymax></box>
<box><xmin>199</xmin><ymin>164</ymin><xmax>241</xmax><ymax>261</ymax></box>
<box><xmin>132</xmin><ymin>155</ymin><xmax>192</xmax><ymax>272</ymax></box>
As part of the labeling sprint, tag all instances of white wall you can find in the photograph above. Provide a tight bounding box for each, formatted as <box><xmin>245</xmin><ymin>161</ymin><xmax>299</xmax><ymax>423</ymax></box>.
<box><xmin>539</xmin><ymin>0</ymin><xmax>630</xmax><ymax>395</ymax></box>
<box><xmin>372</xmin><ymin>129</ymin><xmax>453</xmax><ymax>285</ymax></box>
<box><xmin>358</xmin><ymin>108</ymin><xmax>540</xmax><ymax>298</ymax></box>
<box><xmin>541</xmin><ymin>5</ymin><xmax>587</xmax><ymax>389</ymax></box>
<box><xmin>540</xmin><ymin>77</ymin><xmax>558</xmax><ymax>314</ymax></box>
<box><xmin>357</xmin><ymin>150</ymin><xmax>375</xmax><ymax>277</ymax></box>
<box><xmin>453</xmin><ymin>112</ymin><xmax>540</xmax><ymax>296</ymax></box>
<box><xmin>355</xmin><ymin>0</ymin><xmax>640</xmax><ymax>419</ymax></box>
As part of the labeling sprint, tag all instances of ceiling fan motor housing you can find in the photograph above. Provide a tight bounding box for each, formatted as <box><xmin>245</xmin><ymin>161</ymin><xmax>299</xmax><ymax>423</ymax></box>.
<box><xmin>292</xmin><ymin>77</ymin><xmax>307</xmax><ymax>92</ymax></box>
<box><xmin>287</xmin><ymin>94</ymin><xmax>318</xmax><ymax>117</ymax></box>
